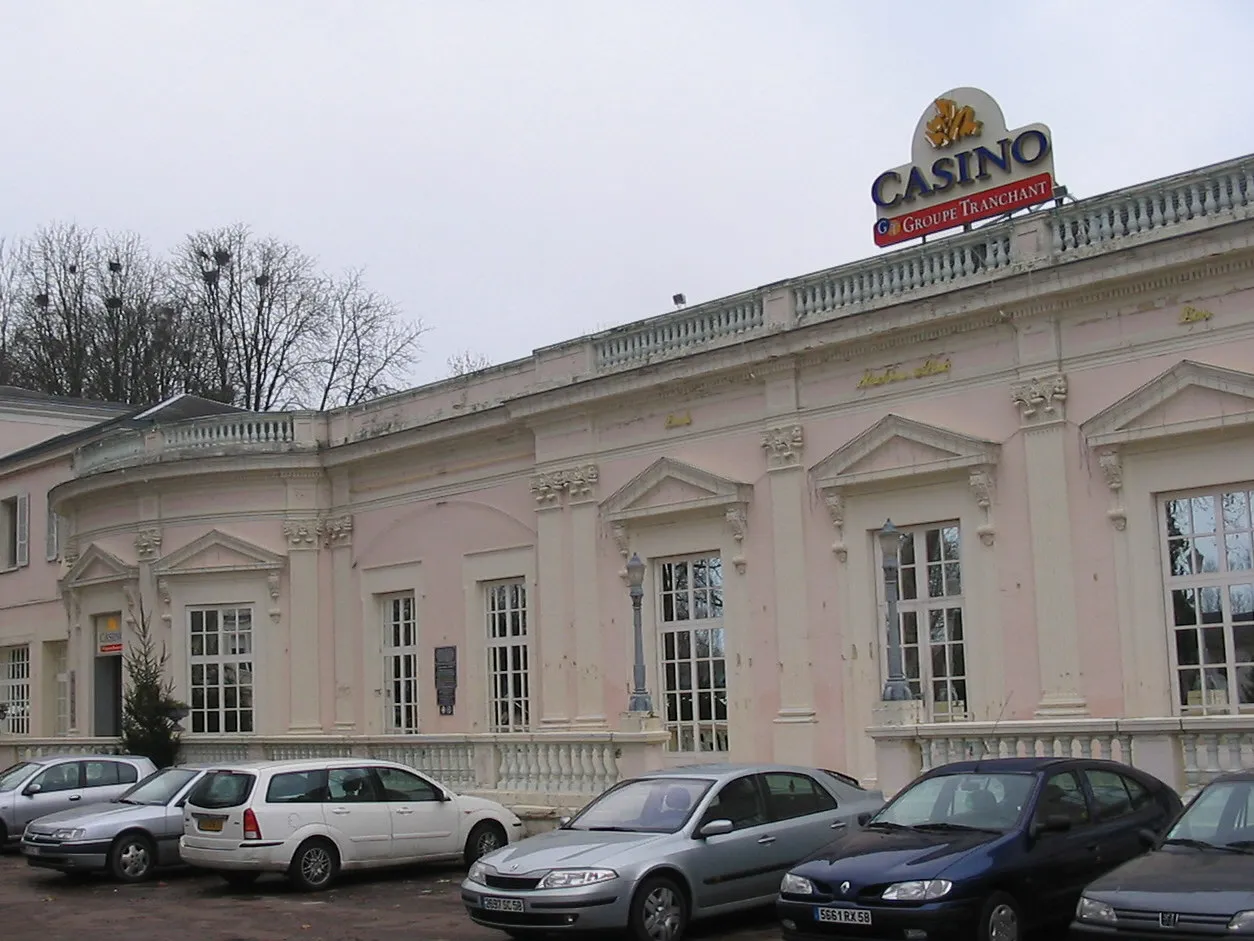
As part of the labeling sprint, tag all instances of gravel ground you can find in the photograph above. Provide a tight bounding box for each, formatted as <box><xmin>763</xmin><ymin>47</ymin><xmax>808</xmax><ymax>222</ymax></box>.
<box><xmin>0</xmin><ymin>850</ymin><xmax>781</xmax><ymax>941</ymax></box>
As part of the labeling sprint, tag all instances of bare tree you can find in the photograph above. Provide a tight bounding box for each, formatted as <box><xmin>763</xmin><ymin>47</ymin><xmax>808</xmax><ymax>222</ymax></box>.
<box><xmin>0</xmin><ymin>239</ymin><xmax>18</xmax><ymax>386</ymax></box>
<box><xmin>447</xmin><ymin>349</ymin><xmax>492</xmax><ymax>377</ymax></box>
<box><xmin>308</xmin><ymin>268</ymin><xmax>426</xmax><ymax>410</ymax></box>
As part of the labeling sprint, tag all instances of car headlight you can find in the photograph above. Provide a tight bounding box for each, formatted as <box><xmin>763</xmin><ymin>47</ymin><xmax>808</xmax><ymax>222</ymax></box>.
<box><xmin>51</xmin><ymin>828</ymin><xmax>86</xmax><ymax>841</ymax></box>
<box><xmin>1076</xmin><ymin>897</ymin><xmax>1117</xmax><ymax>925</ymax></box>
<box><xmin>881</xmin><ymin>880</ymin><xmax>953</xmax><ymax>901</ymax></box>
<box><xmin>1229</xmin><ymin>910</ymin><xmax>1254</xmax><ymax>932</ymax></box>
<box><xmin>780</xmin><ymin>872</ymin><xmax>815</xmax><ymax>895</ymax></box>
<box><xmin>468</xmin><ymin>861</ymin><xmax>493</xmax><ymax>883</ymax></box>
<box><xmin>535</xmin><ymin>869</ymin><xmax>618</xmax><ymax>889</ymax></box>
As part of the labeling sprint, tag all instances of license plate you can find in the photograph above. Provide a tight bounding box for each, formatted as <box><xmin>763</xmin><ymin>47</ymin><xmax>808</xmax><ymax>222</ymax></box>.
<box><xmin>197</xmin><ymin>818</ymin><xmax>224</xmax><ymax>833</ymax></box>
<box><xmin>816</xmin><ymin>906</ymin><xmax>872</xmax><ymax>925</ymax></box>
<box><xmin>482</xmin><ymin>896</ymin><xmax>525</xmax><ymax>913</ymax></box>
<box><xmin>24</xmin><ymin>846</ymin><xmax>41</xmax><ymax>856</ymax></box>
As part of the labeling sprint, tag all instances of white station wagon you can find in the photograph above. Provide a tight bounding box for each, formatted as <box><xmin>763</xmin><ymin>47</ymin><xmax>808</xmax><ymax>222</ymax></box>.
<box><xmin>179</xmin><ymin>758</ymin><xmax>524</xmax><ymax>890</ymax></box>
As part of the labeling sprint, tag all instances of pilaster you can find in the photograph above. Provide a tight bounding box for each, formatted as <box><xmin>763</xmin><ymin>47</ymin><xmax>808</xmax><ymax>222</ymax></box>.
<box><xmin>282</xmin><ymin>519</ymin><xmax>323</xmax><ymax>732</ymax></box>
<box><xmin>328</xmin><ymin>510</ymin><xmax>357</xmax><ymax>732</ymax></box>
<box><xmin>1012</xmin><ymin>374</ymin><xmax>1088</xmax><ymax>717</ymax></box>
<box><xmin>570</xmin><ymin>493</ymin><xmax>606</xmax><ymax>729</ymax></box>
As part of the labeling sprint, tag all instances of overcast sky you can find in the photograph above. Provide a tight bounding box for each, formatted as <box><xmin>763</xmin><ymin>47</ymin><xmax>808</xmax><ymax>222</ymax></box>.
<box><xmin>3</xmin><ymin>0</ymin><xmax>1252</xmax><ymax>385</ymax></box>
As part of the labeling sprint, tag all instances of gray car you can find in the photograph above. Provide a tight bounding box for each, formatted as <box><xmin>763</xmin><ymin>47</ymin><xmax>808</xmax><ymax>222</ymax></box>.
<box><xmin>0</xmin><ymin>753</ymin><xmax>157</xmax><ymax>848</ymax></box>
<box><xmin>20</xmin><ymin>764</ymin><xmax>210</xmax><ymax>881</ymax></box>
<box><xmin>461</xmin><ymin>763</ymin><xmax>885</xmax><ymax>941</ymax></box>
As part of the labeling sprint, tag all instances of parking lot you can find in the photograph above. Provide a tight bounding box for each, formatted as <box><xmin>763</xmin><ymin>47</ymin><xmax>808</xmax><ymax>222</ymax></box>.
<box><xmin>0</xmin><ymin>851</ymin><xmax>780</xmax><ymax>941</ymax></box>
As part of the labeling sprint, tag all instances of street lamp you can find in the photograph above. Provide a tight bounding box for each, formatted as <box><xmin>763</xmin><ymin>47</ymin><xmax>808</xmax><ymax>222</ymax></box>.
<box><xmin>625</xmin><ymin>553</ymin><xmax>653</xmax><ymax>714</ymax></box>
<box><xmin>878</xmin><ymin>520</ymin><xmax>914</xmax><ymax>701</ymax></box>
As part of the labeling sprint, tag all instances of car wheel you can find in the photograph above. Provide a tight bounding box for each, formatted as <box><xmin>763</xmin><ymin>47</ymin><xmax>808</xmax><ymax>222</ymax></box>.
<box><xmin>288</xmin><ymin>838</ymin><xmax>339</xmax><ymax>892</ymax></box>
<box><xmin>628</xmin><ymin>874</ymin><xmax>688</xmax><ymax>941</ymax></box>
<box><xmin>109</xmin><ymin>833</ymin><xmax>156</xmax><ymax>883</ymax></box>
<box><xmin>220</xmin><ymin>871</ymin><xmax>261</xmax><ymax>890</ymax></box>
<box><xmin>464</xmin><ymin>821</ymin><xmax>507</xmax><ymax>866</ymax></box>
<box><xmin>978</xmin><ymin>891</ymin><xmax>1022</xmax><ymax>941</ymax></box>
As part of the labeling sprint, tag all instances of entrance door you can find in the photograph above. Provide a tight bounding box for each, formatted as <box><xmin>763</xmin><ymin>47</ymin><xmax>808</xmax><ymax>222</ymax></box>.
<box><xmin>94</xmin><ymin>655</ymin><xmax>122</xmax><ymax>737</ymax></box>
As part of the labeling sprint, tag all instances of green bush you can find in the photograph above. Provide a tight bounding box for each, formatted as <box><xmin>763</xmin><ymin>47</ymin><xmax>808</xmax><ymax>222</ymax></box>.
<box><xmin>120</xmin><ymin>599</ymin><xmax>187</xmax><ymax>769</ymax></box>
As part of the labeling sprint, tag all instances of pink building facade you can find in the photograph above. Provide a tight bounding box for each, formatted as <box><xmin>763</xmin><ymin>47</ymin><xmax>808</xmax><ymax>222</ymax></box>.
<box><xmin>3</xmin><ymin>153</ymin><xmax>1254</xmax><ymax>804</ymax></box>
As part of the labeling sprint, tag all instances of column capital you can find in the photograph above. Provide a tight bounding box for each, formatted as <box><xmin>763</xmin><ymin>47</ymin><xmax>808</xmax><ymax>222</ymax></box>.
<box><xmin>530</xmin><ymin>463</ymin><xmax>599</xmax><ymax>505</ymax></box>
<box><xmin>1012</xmin><ymin>373</ymin><xmax>1068</xmax><ymax>426</ymax></box>
<box><xmin>761</xmin><ymin>424</ymin><xmax>804</xmax><ymax>471</ymax></box>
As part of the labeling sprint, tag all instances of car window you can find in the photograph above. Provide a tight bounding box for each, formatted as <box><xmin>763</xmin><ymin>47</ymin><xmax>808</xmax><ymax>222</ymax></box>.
<box><xmin>0</xmin><ymin>762</ymin><xmax>37</xmax><ymax>792</ymax></box>
<box><xmin>266</xmin><ymin>770</ymin><xmax>329</xmax><ymax>803</ymax></box>
<box><xmin>1122</xmin><ymin>775</ymin><xmax>1153</xmax><ymax>810</ymax></box>
<box><xmin>1085</xmin><ymin>769</ymin><xmax>1137</xmax><ymax>822</ymax></box>
<box><xmin>699</xmin><ymin>774</ymin><xmax>768</xmax><ymax>831</ymax></box>
<box><xmin>328</xmin><ymin>767</ymin><xmax>380</xmax><ymax>802</ymax></box>
<box><xmin>188</xmin><ymin>771</ymin><xmax>256</xmax><ymax>809</ymax></box>
<box><xmin>118</xmin><ymin>763</ymin><xmax>139</xmax><ymax>784</ymax></box>
<box><xmin>34</xmin><ymin>762</ymin><xmax>81</xmax><ymax>793</ymax></box>
<box><xmin>1035</xmin><ymin>771</ymin><xmax>1090</xmax><ymax>826</ymax></box>
<box><xmin>375</xmin><ymin>766</ymin><xmax>439</xmax><ymax>802</ymax></box>
<box><xmin>84</xmin><ymin>761</ymin><xmax>124</xmax><ymax>788</ymax></box>
<box><xmin>763</xmin><ymin>772</ymin><xmax>837</xmax><ymax>821</ymax></box>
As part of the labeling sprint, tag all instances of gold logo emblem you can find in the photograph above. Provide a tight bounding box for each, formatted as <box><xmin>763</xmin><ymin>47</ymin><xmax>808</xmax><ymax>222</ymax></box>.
<box><xmin>924</xmin><ymin>98</ymin><xmax>982</xmax><ymax>149</ymax></box>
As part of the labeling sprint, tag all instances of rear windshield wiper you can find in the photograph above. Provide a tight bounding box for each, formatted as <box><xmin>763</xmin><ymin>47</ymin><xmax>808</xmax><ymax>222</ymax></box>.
<box><xmin>1162</xmin><ymin>837</ymin><xmax>1254</xmax><ymax>854</ymax></box>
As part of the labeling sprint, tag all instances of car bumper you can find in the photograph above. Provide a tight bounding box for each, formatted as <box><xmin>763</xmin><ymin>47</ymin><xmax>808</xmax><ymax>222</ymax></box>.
<box><xmin>461</xmin><ymin>877</ymin><xmax>629</xmax><ymax>932</ymax></box>
<box><xmin>179</xmin><ymin>837</ymin><xmax>290</xmax><ymax>872</ymax></box>
<box><xmin>21</xmin><ymin>838</ymin><xmax>111</xmax><ymax>871</ymax></box>
<box><xmin>777</xmin><ymin>895</ymin><xmax>981</xmax><ymax>941</ymax></box>
<box><xmin>1071</xmin><ymin>921</ymin><xmax>1221</xmax><ymax>941</ymax></box>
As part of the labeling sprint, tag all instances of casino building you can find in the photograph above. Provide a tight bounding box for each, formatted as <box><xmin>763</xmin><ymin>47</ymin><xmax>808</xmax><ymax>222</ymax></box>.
<box><xmin>1</xmin><ymin>89</ymin><xmax>1253</xmax><ymax>807</ymax></box>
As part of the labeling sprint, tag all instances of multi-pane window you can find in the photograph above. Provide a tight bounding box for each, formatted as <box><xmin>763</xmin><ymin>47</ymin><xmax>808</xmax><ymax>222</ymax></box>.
<box><xmin>382</xmin><ymin>592</ymin><xmax>419</xmax><ymax>733</ymax></box>
<box><xmin>486</xmin><ymin>580</ymin><xmax>530</xmax><ymax>732</ymax></box>
<box><xmin>885</xmin><ymin>523</ymin><xmax>967</xmax><ymax>721</ymax></box>
<box><xmin>1163</xmin><ymin>489</ymin><xmax>1254</xmax><ymax>714</ymax></box>
<box><xmin>188</xmin><ymin>607</ymin><xmax>254</xmax><ymax>734</ymax></box>
<box><xmin>2</xmin><ymin>644</ymin><xmax>31</xmax><ymax>735</ymax></box>
<box><xmin>657</xmin><ymin>554</ymin><xmax>728</xmax><ymax>753</ymax></box>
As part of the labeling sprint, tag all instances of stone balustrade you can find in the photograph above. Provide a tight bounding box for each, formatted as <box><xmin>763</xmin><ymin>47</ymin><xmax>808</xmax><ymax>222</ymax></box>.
<box><xmin>869</xmin><ymin>715</ymin><xmax>1254</xmax><ymax>800</ymax></box>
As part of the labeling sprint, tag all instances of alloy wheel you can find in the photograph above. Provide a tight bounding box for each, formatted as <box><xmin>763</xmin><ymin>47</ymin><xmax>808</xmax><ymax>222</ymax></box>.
<box><xmin>988</xmin><ymin>902</ymin><xmax>1018</xmax><ymax>941</ymax></box>
<box><xmin>641</xmin><ymin>885</ymin><xmax>683</xmax><ymax>941</ymax></box>
<box><xmin>118</xmin><ymin>840</ymin><xmax>151</xmax><ymax>879</ymax></box>
<box><xmin>300</xmin><ymin>846</ymin><xmax>333</xmax><ymax>886</ymax></box>
<box><xmin>476</xmin><ymin>829</ymin><xmax>502</xmax><ymax>857</ymax></box>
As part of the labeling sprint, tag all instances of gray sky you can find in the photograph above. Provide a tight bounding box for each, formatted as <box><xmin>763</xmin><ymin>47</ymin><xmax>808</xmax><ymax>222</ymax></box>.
<box><xmin>3</xmin><ymin>0</ymin><xmax>1252</xmax><ymax>385</ymax></box>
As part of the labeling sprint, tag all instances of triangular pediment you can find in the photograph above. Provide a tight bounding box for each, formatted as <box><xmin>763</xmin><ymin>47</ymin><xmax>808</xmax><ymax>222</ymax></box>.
<box><xmin>810</xmin><ymin>414</ymin><xmax>999</xmax><ymax>490</ymax></box>
<box><xmin>1083</xmin><ymin>360</ymin><xmax>1254</xmax><ymax>447</ymax></box>
<box><xmin>601</xmin><ymin>457</ymin><xmax>752</xmax><ymax>522</ymax></box>
<box><xmin>153</xmin><ymin>529</ymin><xmax>284</xmax><ymax>575</ymax></box>
<box><xmin>62</xmin><ymin>545</ymin><xmax>138</xmax><ymax>589</ymax></box>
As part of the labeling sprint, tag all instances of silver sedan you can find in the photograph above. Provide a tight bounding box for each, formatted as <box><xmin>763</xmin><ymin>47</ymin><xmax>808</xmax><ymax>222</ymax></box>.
<box><xmin>461</xmin><ymin>762</ymin><xmax>885</xmax><ymax>941</ymax></box>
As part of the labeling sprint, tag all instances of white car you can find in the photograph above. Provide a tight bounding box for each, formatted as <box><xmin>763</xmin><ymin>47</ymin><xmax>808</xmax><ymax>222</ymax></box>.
<box><xmin>179</xmin><ymin>758</ymin><xmax>524</xmax><ymax>890</ymax></box>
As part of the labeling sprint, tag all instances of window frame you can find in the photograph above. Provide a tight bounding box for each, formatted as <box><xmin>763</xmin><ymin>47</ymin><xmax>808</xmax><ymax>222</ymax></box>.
<box><xmin>381</xmin><ymin>591</ymin><xmax>420</xmax><ymax>734</ymax></box>
<box><xmin>762</xmin><ymin>771</ymin><xmax>839</xmax><ymax>821</ymax></box>
<box><xmin>373</xmin><ymin>765</ymin><xmax>441</xmax><ymax>803</ymax></box>
<box><xmin>186</xmin><ymin>605</ymin><xmax>255</xmax><ymax>735</ymax></box>
<box><xmin>1</xmin><ymin>644</ymin><xmax>31</xmax><ymax>736</ymax></box>
<box><xmin>485</xmin><ymin>578</ymin><xmax>531</xmax><ymax>733</ymax></box>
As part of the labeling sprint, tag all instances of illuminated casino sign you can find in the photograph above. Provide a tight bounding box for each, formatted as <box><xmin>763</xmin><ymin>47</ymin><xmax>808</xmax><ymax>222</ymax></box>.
<box><xmin>872</xmin><ymin>88</ymin><xmax>1056</xmax><ymax>248</ymax></box>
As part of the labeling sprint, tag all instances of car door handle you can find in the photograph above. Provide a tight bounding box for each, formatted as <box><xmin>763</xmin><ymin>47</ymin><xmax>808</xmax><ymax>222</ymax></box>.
<box><xmin>758</xmin><ymin>835</ymin><xmax>776</xmax><ymax>845</ymax></box>
<box><xmin>1085</xmin><ymin>843</ymin><xmax>1099</xmax><ymax>852</ymax></box>
<box><xmin>330</xmin><ymin>808</ymin><xmax>351</xmax><ymax>815</ymax></box>
<box><xmin>831</xmin><ymin>821</ymin><xmax>848</xmax><ymax>829</ymax></box>
<box><xmin>68</xmin><ymin>796</ymin><xmax>80</xmax><ymax>802</ymax></box>
<box><xmin>395</xmin><ymin>808</ymin><xmax>414</xmax><ymax>815</ymax></box>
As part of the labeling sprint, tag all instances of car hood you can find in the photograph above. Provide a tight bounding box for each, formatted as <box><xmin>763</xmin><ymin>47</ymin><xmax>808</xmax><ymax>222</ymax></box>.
<box><xmin>792</xmin><ymin>826</ymin><xmax>1001</xmax><ymax>884</ymax></box>
<box><xmin>1085</xmin><ymin>849</ymin><xmax>1254</xmax><ymax>915</ymax></box>
<box><xmin>27</xmin><ymin>801</ymin><xmax>155</xmax><ymax>831</ymax></box>
<box><xmin>480</xmin><ymin>828</ymin><xmax>669</xmax><ymax>872</ymax></box>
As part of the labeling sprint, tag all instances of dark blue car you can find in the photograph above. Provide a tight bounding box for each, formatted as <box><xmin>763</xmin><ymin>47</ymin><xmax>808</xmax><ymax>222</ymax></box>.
<box><xmin>776</xmin><ymin>757</ymin><xmax>1181</xmax><ymax>941</ymax></box>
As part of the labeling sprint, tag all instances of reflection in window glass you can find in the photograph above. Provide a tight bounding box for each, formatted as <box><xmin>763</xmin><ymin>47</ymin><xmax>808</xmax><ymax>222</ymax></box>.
<box><xmin>658</xmin><ymin>555</ymin><xmax>727</xmax><ymax>753</ymax></box>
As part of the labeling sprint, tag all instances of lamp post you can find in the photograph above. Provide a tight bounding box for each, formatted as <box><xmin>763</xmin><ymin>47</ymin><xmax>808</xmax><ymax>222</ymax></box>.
<box><xmin>625</xmin><ymin>553</ymin><xmax>653</xmax><ymax>713</ymax></box>
<box><xmin>879</xmin><ymin>520</ymin><xmax>914</xmax><ymax>701</ymax></box>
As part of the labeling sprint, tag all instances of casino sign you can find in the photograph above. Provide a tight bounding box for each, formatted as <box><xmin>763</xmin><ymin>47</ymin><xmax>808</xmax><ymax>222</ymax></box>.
<box><xmin>872</xmin><ymin>88</ymin><xmax>1056</xmax><ymax>248</ymax></box>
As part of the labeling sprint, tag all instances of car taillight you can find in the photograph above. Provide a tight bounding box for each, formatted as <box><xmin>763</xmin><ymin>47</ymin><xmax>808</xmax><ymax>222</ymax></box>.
<box><xmin>243</xmin><ymin>808</ymin><xmax>261</xmax><ymax>841</ymax></box>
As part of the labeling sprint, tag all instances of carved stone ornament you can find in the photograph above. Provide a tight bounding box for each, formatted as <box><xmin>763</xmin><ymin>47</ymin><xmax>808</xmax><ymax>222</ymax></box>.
<box><xmin>134</xmin><ymin>528</ymin><xmax>162</xmax><ymax>561</ymax></box>
<box><xmin>157</xmin><ymin>577</ymin><xmax>172</xmax><ymax>624</ymax></box>
<box><xmin>761</xmin><ymin>424</ymin><xmax>805</xmax><ymax>470</ymax></box>
<box><xmin>1098</xmin><ymin>450</ymin><xmax>1127</xmax><ymax>530</ymax></box>
<box><xmin>824</xmin><ymin>491</ymin><xmax>848</xmax><ymax>561</ymax></box>
<box><xmin>725</xmin><ymin>505</ymin><xmax>748</xmax><ymax>573</ymax></box>
<box><xmin>283</xmin><ymin>515</ymin><xmax>355</xmax><ymax>549</ymax></box>
<box><xmin>62</xmin><ymin>538</ymin><xmax>80</xmax><ymax>567</ymax></box>
<box><xmin>969</xmin><ymin>468</ymin><xmax>997</xmax><ymax>546</ymax></box>
<box><xmin>611</xmin><ymin>521</ymin><xmax>631</xmax><ymax>582</ymax></box>
<box><xmin>321</xmin><ymin>515</ymin><xmax>354</xmax><ymax>547</ymax></box>
<box><xmin>530</xmin><ymin>464</ymin><xmax>600</xmax><ymax>504</ymax></box>
<box><xmin>283</xmin><ymin>519</ymin><xmax>321</xmax><ymax>548</ymax></box>
<box><xmin>1011</xmin><ymin>374</ymin><xmax>1068</xmax><ymax>423</ymax></box>
<box><xmin>268</xmin><ymin>572</ymin><xmax>282</xmax><ymax>622</ymax></box>
<box><xmin>121</xmin><ymin>582</ymin><xmax>137</xmax><ymax>627</ymax></box>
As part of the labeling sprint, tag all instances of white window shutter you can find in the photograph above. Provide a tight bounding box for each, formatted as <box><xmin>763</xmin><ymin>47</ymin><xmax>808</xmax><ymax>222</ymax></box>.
<box><xmin>45</xmin><ymin>506</ymin><xmax>59</xmax><ymax>562</ymax></box>
<box><xmin>15</xmin><ymin>493</ymin><xmax>29</xmax><ymax>567</ymax></box>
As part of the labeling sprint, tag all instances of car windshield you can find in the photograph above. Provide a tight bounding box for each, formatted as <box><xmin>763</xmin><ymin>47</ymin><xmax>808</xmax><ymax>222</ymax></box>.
<box><xmin>869</xmin><ymin>772</ymin><xmax>1034</xmax><ymax>832</ymax></box>
<box><xmin>1164</xmin><ymin>780</ymin><xmax>1254</xmax><ymax>850</ymax></box>
<box><xmin>567</xmin><ymin>777</ymin><xmax>715</xmax><ymax>834</ymax></box>
<box><xmin>0</xmin><ymin>762</ymin><xmax>37</xmax><ymax>792</ymax></box>
<box><xmin>119</xmin><ymin>767</ymin><xmax>201</xmax><ymax>805</ymax></box>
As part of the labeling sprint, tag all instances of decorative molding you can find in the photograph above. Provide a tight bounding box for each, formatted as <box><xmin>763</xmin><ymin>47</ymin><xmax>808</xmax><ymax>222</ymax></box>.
<box><xmin>157</xmin><ymin>577</ymin><xmax>172</xmax><ymax>624</ymax></box>
<box><xmin>59</xmin><ymin>544</ymin><xmax>140</xmax><ymax>591</ymax></box>
<box><xmin>811</xmin><ymin>413</ymin><xmax>1000</xmax><ymax>492</ymax></box>
<box><xmin>968</xmin><ymin>467</ymin><xmax>997</xmax><ymax>546</ymax></box>
<box><xmin>1011</xmin><ymin>373</ymin><xmax>1068</xmax><ymax>424</ymax></box>
<box><xmin>122</xmin><ymin>582</ymin><xmax>138</xmax><ymax>626</ymax></box>
<box><xmin>610</xmin><ymin>521</ymin><xmax>630</xmax><ymax>582</ymax></box>
<box><xmin>134</xmin><ymin>527</ymin><xmax>162</xmax><ymax>561</ymax></box>
<box><xmin>321</xmin><ymin>515</ymin><xmax>354</xmax><ymax>547</ymax></box>
<box><xmin>62</xmin><ymin>538</ymin><xmax>80</xmax><ymax>567</ymax></box>
<box><xmin>724</xmin><ymin>505</ymin><xmax>748</xmax><ymax>573</ymax></box>
<box><xmin>283</xmin><ymin>519</ymin><xmax>322</xmax><ymax>548</ymax></box>
<box><xmin>278</xmin><ymin>469</ymin><xmax>324</xmax><ymax>480</ymax></box>
<box><xmin>267</xmin><ymin>572</ymin><xmax>282</xmax><ymax>623</ymax></box>
<box><xmin>1097</xmin><ymin>450</ymin><xmax>1127</xmax><ymax>531</ymax></box>
<box><xmin>824</xmin><ymin>491</ymin><xmax>848</xmax><ymax>561</ymax></box>
<box><xmin>1083</xmin><ymin>359</ymin><xmax>1254</xmax><ymax>448</ymax></box>
<box><xmin>761</xmin><ymin>424</ymin><xmax>804</xmax><ymax>470</ymax></box>
<box><xmin>153</xmin><ymin>529</ymin><xmax>286</xmax><ymax>576</ymax></box>
<box><xmin>601</xmin><ymin>456</ymin><xmax>753</xmax><ymax>524</ymax></box>
<box><xmin>530</xmin><ymin>464</ymin><xmax>600</xmax><ymax>504</ymax></box>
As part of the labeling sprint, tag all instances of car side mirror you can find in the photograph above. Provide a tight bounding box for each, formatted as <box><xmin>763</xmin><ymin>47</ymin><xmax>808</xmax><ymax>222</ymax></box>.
<box><xmin>856</xmin><ymin>812</ymin><xmax>872</xmax><ymax>826</ymax></box>
<box><xmin>558</xmin><ymin>816</ymin><xmax>572</xmax><ymax>828</ymax></box>
<box><xmin>698</xmin><ymin>819</ymin><xmax>734</xmax><ymax>839</ymax></box>
<box><xmin>1137</xmin><ymin>827</ymin><xmax>1159</xmax><ymax>848</ymax></box>
<box><xmin>22</xmin><ymin>783</ymin><xmax>41</xmax><ymax>796</ymax></box>
<box><xmin>1030</xmin><ymin>813</ymin><xmax>1072</xmax><ymax>837</ymax></box>
<box><xmin>438</xmin><ymin>790</ymin><xmax>452</xmax><ymax>802</ymax></box>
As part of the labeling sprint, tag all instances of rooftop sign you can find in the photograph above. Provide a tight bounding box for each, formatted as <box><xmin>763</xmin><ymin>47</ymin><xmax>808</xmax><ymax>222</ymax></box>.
<box><xmin>872</xmin><ymin>88</ymin><xmax>1055</xmax><ymax>247</ymax></box>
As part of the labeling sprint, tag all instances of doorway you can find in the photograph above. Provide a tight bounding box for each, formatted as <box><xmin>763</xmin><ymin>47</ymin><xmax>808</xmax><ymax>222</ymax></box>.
<box><xmin>94</xmin><ymin>655</ymin><xmax>122</xmax><ymax>737</ymax></box>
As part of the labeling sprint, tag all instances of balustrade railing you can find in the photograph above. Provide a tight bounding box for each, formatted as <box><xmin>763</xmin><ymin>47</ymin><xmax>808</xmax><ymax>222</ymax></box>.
<box><xmin>74</xmin><ymin>413</ymin><xmax>303</xmax><ymax>475</ymax></box>
<box><xmin>593</xmin><ymin>294</ymin><xmax>765</xmax><ymax>370</ymax></box>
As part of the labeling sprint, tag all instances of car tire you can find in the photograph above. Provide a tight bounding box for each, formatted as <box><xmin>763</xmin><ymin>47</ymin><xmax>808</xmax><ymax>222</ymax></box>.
<box><xmin>628</xmin><ymin>874</ymin><xmax>688</xmax><ymax>941</ymax></box>
<box><xmin>288</xmin><ymin>838</ymin><xmax>339</xmax><ymax>892</ymax></box>
<box><xmin>978</xmin><ymin>891</ymin><xmax>1022</xmax><ymax>941</ymax></box>
<box><xmin>220</xmin><ymin>871</ymin><xmax>261</xmax><ymax>890</ymax></box>
<box><xmin>464</xmin><ymin>821</ymin><xmax>507</xmax><ymax>866</ymax></box>
<box><xmin>109</xmin><ymin>832</ymin><xmax>156</xmax><ymax>883</ymax></box>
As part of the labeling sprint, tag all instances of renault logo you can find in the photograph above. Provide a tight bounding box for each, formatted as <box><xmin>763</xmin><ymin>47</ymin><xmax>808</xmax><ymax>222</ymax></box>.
<box><xmin>1160</xmin><ymin>913</ymin><xmax>1179</xmax><ymax>928</ymax></box>
<box><xmin>841</xmin><ymin>881</ymin><xmax>851</xmax><ymax>894</ymax></box>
